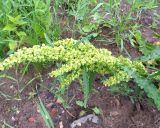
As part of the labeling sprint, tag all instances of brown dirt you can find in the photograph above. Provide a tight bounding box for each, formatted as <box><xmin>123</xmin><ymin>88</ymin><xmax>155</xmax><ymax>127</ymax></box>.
<box><xmin>139</xmin><ymin>9</ymin><xmax>159</xmax><ymax>43</ymax></box>
<box><xmin>93</xmin><ymin>39</ymin><xmax>141</xmax><ymax>59</ymax></box>
<box><xmin>0</xmin><ymin>67</ymin><xmax>160</xmax><ymax>128</ymax></box>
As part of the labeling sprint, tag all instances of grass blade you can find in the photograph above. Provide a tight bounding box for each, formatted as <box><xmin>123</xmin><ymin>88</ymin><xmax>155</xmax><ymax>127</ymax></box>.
<box><xmin>36</xmin><ymin>97</ymin><xmax>55</xmax><ymax>128</ymax></box>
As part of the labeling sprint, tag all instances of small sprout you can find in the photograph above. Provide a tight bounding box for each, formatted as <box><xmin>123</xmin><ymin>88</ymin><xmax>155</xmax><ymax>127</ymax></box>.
<box><xmin>76</xmin><ymin>100</ymin><xmax>86</xmax><ymax>108</ymax></box>
<box><xmin>92</xmin><ymin>107</ymin><xmax>101</xmax><ymax>115</ymax></box>
<box><xmin>79</xmin><ymin>110</ymin><xmax>86</xmax><ymax>117</ymax></box>
<box><xmin>28</xmin><ymin>91</ymin><xmax>37</xmax><ymax>100</ymax></box>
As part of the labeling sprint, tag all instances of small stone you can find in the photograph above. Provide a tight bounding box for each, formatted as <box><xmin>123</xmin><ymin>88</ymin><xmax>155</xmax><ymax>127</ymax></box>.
<box><xmin>51</xmin><ymin>108</ymin><xmax>58</xmax><ymax>116</ymax></box>
<box><xmin>70</xmin><ymin>114</ymin><xmax>100</xmax><ymax>128</ymax></box>
<box><xmin>77</xmin><ymin>122</ymin><xmax>81</xmax><ymax>126</ymax></box>
<box><xmin>10</xmin><ymin>85</ymin><xmax>14</xmax><ymax>89</ymax></box>
<box><xmin>28</xmin><ymin>117</ymin><xmax>35</xmax><ymax>122</ymax></box>
<box><xmin>46</xmin><ymin>103</ymin><xmax>54</xmax><ymax>108</ymax></box>
<box><xmin>37</xmin><ymin>109</ymin><xmax>40</xmax><ymax>113</ymax></box>
<box><xmin>109</xmin><ymin>111</ymin><xmax>119</xmax><ymax>116</ymax></box>
<box><xmin>16</xmin><ymin>110</ymin><xmax>20</xmax><ymax>114</ymax></box>
<box><xmin>61</xmin><ymin>110</ymin><xmax>65</xmax><ymax>114</ymax></box>
<box><xmin>59</xmin><ymin>121</ymin><xmax>64</xmax><ymax>128</ymax></box>
<box><xmin>56</xmin><ymin>98</ymin><xmax>62</xmax><ymax>104</ymax></box>
<box><xmin>11</xmin><ymin>116</ymin><xmax>16</xmax><ymax>121</ymax></box>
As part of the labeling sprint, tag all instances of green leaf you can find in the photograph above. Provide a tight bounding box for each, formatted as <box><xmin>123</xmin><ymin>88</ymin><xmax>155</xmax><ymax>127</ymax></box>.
<box><xmin>44</xmin><ymin>33</ymin><xmax>53</xmax><ymax>46</ymax></box>
<box><xmin>7</xmin><ymin>15</ymin><xmax>20</xmax><ymax>23</ymax></box>
<box><xmin>122</xmin><ymin>66</ymin><xmax>160</xmax><ymax>110</ymax></box>
<box><xmin>3</xmin><ymin>24</ymin><xmax>16</xmax><ymax>31</ymax></box>
<box><xmin>134</xmin><ymin>31</ymin><xmax>156</xmax><ymax>55</ymax></box>
<box><xmin>92</xmin><ymin>12</ymin><xmax>103</xmax><ymax>23</ymax></box>
<box><xmin>140</xmin><ymin>46</ymin><xmax>160</xmax><ymax>62</ymax></box>
<box><xmin>90</xmin><ymin>33</ymin><xmax>98</xmax><ymax>37</ymax></box>
<box><xmin>82</xmin><ymin>24</ymin><xmax>94</xmax><ymax>33</ymax></box>
<box><xmin>16</xmin><ymin>31</ymin><xmax>27</xmax><ymax>37</ymax></box>
<box><xmin>92</xmin><ymin>107</ymin><xmax>101</xmax><ymax>115</ymax></box>
<box><xmin>82</xmin><ymin>70</ymin><xmax>95</xmax><ymax>108</ymax></box>
<box><xmin>7</xmin><ymin>15</ymin><xmax>26</xmax><ymax>25</ymax></box>
<box><xmin>15</xmin><ymin>20</ymin><xmax>27</xmax><ymax>25</ymax></box>
<box><xmin>36</xmin><ymin>97</ymin><xmax>55</xmax><ymax>128</ymax></box>
<box><xmin>8</xmin><ymin>41</ymin><xmax>17</xmax><ymax>50</ymax></box>
<box><xmin>76</xmin><ymin>100</ymin><xmax>85</xmax><ymax>107</ymax></box>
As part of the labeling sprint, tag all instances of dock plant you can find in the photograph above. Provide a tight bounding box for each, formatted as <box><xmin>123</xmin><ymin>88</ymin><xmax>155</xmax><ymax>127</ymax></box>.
<box><xmin>0</xmin><ymin>39</ymin><xmax>160</xmax><ymax>109</ymax></box>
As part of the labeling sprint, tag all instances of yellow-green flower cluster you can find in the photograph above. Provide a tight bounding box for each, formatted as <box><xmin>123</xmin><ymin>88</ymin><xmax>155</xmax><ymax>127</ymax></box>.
<box><xmin>103</xmin><ymin>71</ymin><xmax>130</xmax><ymax>86</ymax></box>
<box><xmin>0</xmin><ymin>39</ymin><xmax>147</xmax><ymax>87</ymax></box>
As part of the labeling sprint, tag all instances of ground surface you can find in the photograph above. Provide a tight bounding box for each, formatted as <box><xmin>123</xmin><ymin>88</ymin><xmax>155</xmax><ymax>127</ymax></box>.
<box><xmin>0</xmin><ymin>1</ymin><xmax>160</xmax><ymax>128</ymax></box>
<box><xmin>1</xmin><ymin>71</ymin><xmax>160</xmax><ymax>128</ymax></box>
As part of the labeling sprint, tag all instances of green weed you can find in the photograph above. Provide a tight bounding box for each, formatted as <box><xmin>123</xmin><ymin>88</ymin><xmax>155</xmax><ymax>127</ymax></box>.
<box><xmin>0</xmin><ymin>0</ymin><xmax>60</xmax><ymax>58</ymax></box>
<box><xmin>2</xmin><ymin>39</ymin><xmax>159</xmax><ymax>109</ymax></box>
<box><xmin>71</xmin><ymin>0</ymin><xmax>157</xmax><ymax>47</ymax></box>
<box><xmin>101</xmin><ymin>0</ymin><xmax>157</xmax><ymax>49</ymax></box>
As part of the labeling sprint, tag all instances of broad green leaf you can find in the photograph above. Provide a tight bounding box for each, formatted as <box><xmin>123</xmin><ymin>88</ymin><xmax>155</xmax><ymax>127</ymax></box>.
<box><xmin>15</xmin><ymin>20</ymin><xmax>27</xmax><ymax>25</ymax></box>
<box><xmin>92</xmin><ymin>107</ymin><xmax>101</xmax><ymax>114</ymax></box>
<box><xmin>82</xmin><ymin>23</ymin><xmax>96</xmax><ymax>33</ymax></box>
<box><xmin>82</xmin><ymin>25</ymin><xmax>92</xmax><ymax>33</ymax></box>
<box><xmin>7</xmin><ymin>15</ymin><xmax>19</xmax><ymax>23</ymax></box>
<box><xmin>92</xmin><ymin>12</ymin><xmax>102</xmax><ymax>21</ymax></box>
<box><xmin>76</xmin><ymin>100</ymin><xmax>85</xmax><ymax>107</ymax></box>
<box><xmin>3</xmin><ymin>24</ymin><xmax>16</xmax><ymax>31</ymax></box>
<box><xmin>16</xmin><ymin>31</ymin><xmax>27</xmax><ymax>37</ymax></box>
<box><xmin>8</xmin><ymin>41</ymin><xmax>17</xmax><ymax>50</ymax></box>
<box><xmin>91</xmin><ymin>33</ymin><xmax>98</xmax><ymax>37</ymax></box>
<box><xmin>7</xmin><ymin>15</ymin><xmax>26</xmax><ymax>25</ymax></box>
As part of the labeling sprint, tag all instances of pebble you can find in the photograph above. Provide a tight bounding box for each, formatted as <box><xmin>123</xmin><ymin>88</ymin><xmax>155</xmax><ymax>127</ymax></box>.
<box><xmin>56</xmin><ymin>98</ymin><xmax>62</xmax><ymax>104</ymax></box>
<box><xmin>109</xmin><ymin>111</ymin><xmax>119</xmax><ymax>116</ymax></box>
<box><xmin>46</xmin><ymin>103</ymin><xmax>54</xmax><ymax>108</ymax></box>
<box><xmin>70</xmin><ymin>114</ymin><xmax>100</xmax><ymax>128</ymax></box>
<box><xmin>59</xmin><ymin>121</ymin><xmax>64</xmax><ymax>128</ymax></box>
<box><xmin>11</xmin><ymin>116</ymin><xmax>16</xmax><ymax>121</ymax></box>
<box><xmin>28</xmin><ymin>117</ymin><xmax>35</xmax><ymax>122</ymax></box>
<box><xmin>61</xmin><ymin>110</ymin><xmax>65</xmax><ymax>114</ymax></box>
<box><xmin>51</xmin><ymin>108</ymin><xmax>58</xmax><ymax>116</ymax></box>
<box><xmin>10</xmin><ymin>85</ymin><xmax>14</xmax><ymax>89</ymax></box>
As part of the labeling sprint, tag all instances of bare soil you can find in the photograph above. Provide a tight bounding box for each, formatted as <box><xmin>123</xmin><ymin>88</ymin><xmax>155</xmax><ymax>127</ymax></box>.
<box><xmin>1</xmin><ymin>70</ymin><xmax>160</xmax><ymax>128</ymax></box>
